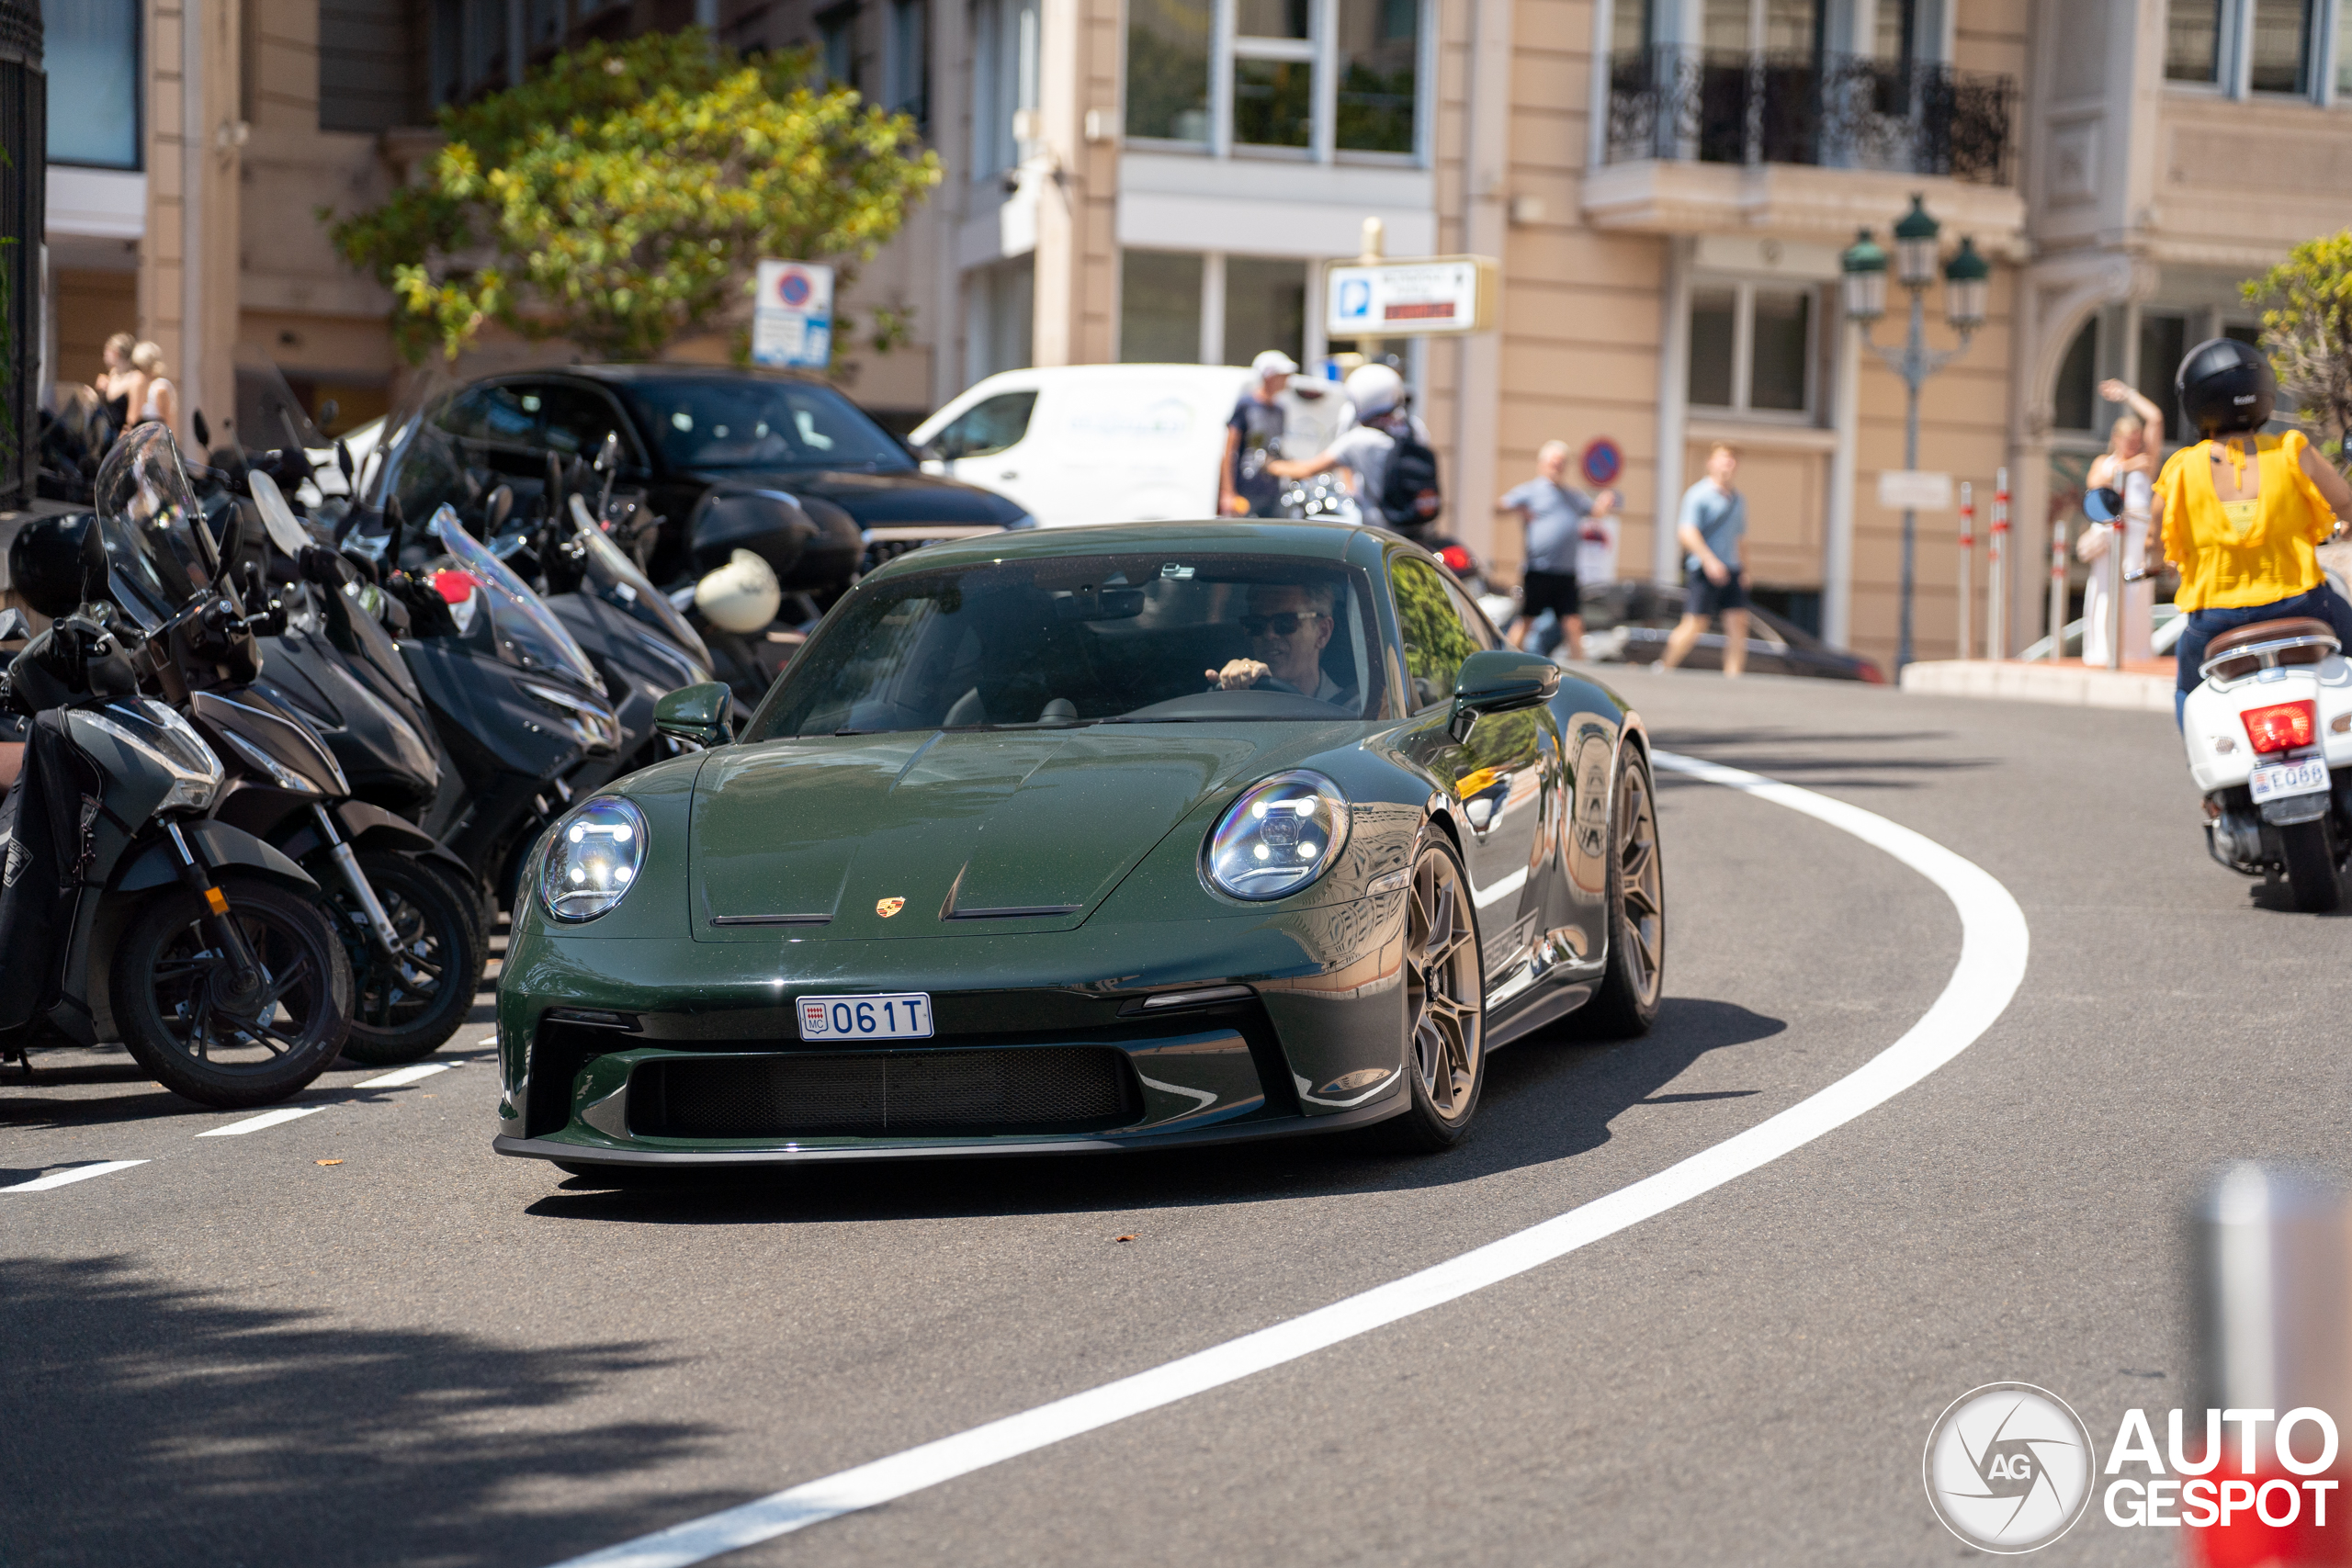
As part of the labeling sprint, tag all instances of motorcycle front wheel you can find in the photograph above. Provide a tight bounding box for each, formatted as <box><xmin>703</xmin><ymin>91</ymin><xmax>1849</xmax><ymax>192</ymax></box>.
<box><xmin>2277</xmin><ymin>820</ymin><xmax>2344</xmax><ymax>914</ymax></box>
<box><xmin>333</xmin><ymin>852</ymin><xmax>487</xmax><ymax>1065</ymax></box>
<box><xmin>114</xmin><ymin>874</ymin><xmax>354</xmax><ymax>1108</ymax></box>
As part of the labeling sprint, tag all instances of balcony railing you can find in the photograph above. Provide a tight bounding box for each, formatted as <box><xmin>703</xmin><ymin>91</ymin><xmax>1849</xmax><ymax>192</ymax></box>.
<box><xmin>1605</xmin><ymin>47</ymin><xmax>2016</xmax><ymax>186</ymax></box>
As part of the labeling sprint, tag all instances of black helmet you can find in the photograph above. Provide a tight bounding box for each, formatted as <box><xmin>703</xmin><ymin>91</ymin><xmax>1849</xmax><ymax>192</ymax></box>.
<box><xmin>2176</xmin><ymin>336</ymin><xmax>2276</xmax><ymax>438</ymax></box>
<box><xmin>7</xmin><ymin>511</ymin><xmax>108</xmax><ymax>618</ymax></box>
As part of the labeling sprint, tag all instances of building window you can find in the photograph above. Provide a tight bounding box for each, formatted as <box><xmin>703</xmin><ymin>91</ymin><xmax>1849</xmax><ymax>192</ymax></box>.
<box><xmin>2139</xmin><ymin>311</ymin><xmax>2189</xmax><ymax>441</ymax></box>
<box><xmin>321</xmin><ymin>2</ymin><xmax>424</xmax><ymax>134</ymax></box>
<box><xmin>49</xmin><ymin>0</ymin><xmax>141</xmax><ymax>168</ymax></box>
<box><xmin>972</xmin><ymin>0</ymin><xmax>1041</xmax><ymax>175</ymax></box>
<box><xmin>1120</xmin><ymin>252</ymin><xmax>1206</xmax><ymax>362</ymax></box>
<box><xmin>2338</xmin><ymin>0</ymin><xmax>2352</xmax><ymax>96</ymax></box>
<box><xmin>2248</xmin><ymin>0</ymin><xmax>2315</xmax><ymax>93</ymax></box>
<box><xmin>2053</xmin><ymin>320</ymin><xmax>2098</xmax><ymax>433</ymax></box>
<box><xmin>888</xmin><ymin>0</ymin><xmax>930</xmax><ymax>129</ymax></box>
<box><xmin>2167</xmin><ymin>0</ymin><xmax>2224</xmax><ymax>84</ymax></box>
<box><xmin>1335</xmin><ymin>0</ymin><xmax>1419</xmax><ymax>153</ymax></box>
<box><xmin>1127</xmin><ymin>0</ymin><xmax>1426</xmax><ymax>161</ymax></box>
<box><xmin>966</xmin><ymin>260</ymin><xmax>1035</xmax><ymax>385</ymax></box>
<box><xmin>1223</xmin><ymin>256</ymin><xmax>1306</xmax><ymax>366</ymax></box>
<box><xmin>1126</xmin><ymin>0</ymin><xmax>1214</xmax><ymax>141</ymax></box>
<box><xmin>819</xmin><ymin>3</ymin><xmax>860</xmax><ymax>89</ymax></box>
<box><xmin>1687</xmin><ymin>280</ymin><xmax>1816</xmax><ymax>418</ymax></box>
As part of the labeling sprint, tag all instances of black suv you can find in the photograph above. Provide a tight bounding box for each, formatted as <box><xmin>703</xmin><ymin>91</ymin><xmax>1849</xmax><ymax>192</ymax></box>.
<box><xmin>390</xmin><ymin>366</ymin><xmax>1030</xmax><ymax>589</ymax></box>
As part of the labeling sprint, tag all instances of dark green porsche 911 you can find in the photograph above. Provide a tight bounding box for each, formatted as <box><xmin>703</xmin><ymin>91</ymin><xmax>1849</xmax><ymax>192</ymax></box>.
<box><xmin>492</xmin><ymin>520</ymin><xmax>1664</xmax><ymax>1174</ymax></box>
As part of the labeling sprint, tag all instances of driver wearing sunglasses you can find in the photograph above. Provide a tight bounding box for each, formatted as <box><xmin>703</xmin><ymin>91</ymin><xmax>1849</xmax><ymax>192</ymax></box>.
<box><xmin>1206</xmin><ymin>581</ymin><xmax>1347</xmax><ymax>704</ymax></box>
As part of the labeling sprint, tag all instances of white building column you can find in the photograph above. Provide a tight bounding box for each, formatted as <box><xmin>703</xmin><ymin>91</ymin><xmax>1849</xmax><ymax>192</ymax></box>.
<box><xmin>1823</xmin><ymin>298</ymin><xmax>1861</xmax><ymax>648</ymax></box>
<box><xmin>1451</xmin><ymin>0</ymin><xmax>1510</xmax><ymax>568</ymax></box>
<box><xmin>1651</xmin><ymin>237</ymin><xmax>1692</xmax><ymax>585</ymax></box>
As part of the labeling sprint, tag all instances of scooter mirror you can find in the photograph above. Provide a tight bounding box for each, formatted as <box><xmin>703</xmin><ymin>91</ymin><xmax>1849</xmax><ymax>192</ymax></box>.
<box><xmin>319</xmin><ymin>398</ymin><xmax>339</xmax><ymax>428</ymax></box>
<box><xmin>248</xmin><ymin>470</ymin><xmax>317</xmax><ymax>559</ymax></box>
<box><xmin>336</xmin><ymin>440</ymin><xmax>355</xmax><ymax>481</ymax></box>
<box><xmin>486</xmin><ymin>485</ymin><xmax>515</xmax><ymax>535</ymax></box>
<box><xmin>596</xmin><ymin>430</ymin><xmax>622</xmax><ymax>472</ymax></box>
<box><xmin>2084</xmin><ymin>486</ymin><xmax>2124</xmax><ymax>524</ymax></box>
<box><xmin>192</xmin><ymin>409</ymin><xmax>211</xmax><ymax>447</ymax></box>
<box><xmin>0</xmin><ymin>607</ymin><xmax>29</xmax><ymax>642</ymax></box>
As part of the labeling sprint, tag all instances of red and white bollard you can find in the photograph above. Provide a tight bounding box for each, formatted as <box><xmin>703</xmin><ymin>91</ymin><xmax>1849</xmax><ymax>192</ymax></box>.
<box><xmin>1957</xmin><ymin>482</ymin><xmax>1974</xmax><ymax>661</ymax></box>
<box><xmin>1987</xmin><ymin>468</ymin><xmax>2008</xmax><ymax>660</ymax></box>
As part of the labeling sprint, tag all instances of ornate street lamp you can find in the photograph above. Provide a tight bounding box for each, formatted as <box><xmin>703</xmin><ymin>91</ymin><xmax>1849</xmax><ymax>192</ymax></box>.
<box><xmin>1846</xmin><ymin>194</ymin><xmax>1987</xmax><ymax>672</ymax></box>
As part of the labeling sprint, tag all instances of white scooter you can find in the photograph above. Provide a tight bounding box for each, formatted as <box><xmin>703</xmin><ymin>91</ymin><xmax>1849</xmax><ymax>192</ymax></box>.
<box><xmin>2091</xmin><ymin>487</ymin><xmax>2352</xmax><ymax>912</ymax></box>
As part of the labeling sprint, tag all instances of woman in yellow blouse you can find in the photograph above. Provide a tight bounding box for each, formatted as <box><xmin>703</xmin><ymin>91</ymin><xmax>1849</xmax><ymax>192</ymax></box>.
<box><xmin>2151</xmin><ymin>337</ymin><xmax>2352</xmax><ymax>723</ymax></box>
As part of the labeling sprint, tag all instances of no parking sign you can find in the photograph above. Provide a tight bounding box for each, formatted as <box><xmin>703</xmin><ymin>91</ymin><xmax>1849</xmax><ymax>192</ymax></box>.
<box><xmin>752</xmin><ymin>260</ymin><xmax>834</xmax><ymax>369</ymax></box>
<box><xmin>1581</xmin><ymin>437</ymin><xmax>1623</xmax><ymax>489</ymax></box>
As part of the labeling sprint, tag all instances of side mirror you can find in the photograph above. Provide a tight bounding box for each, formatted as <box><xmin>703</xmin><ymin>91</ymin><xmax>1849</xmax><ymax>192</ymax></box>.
<box><xmin>2084</xmin><ymin>486</ymin><xmax>2124</xmax><ymax>524</ymax></box>
<box><xmin>0</xmin><ymin>607</ymin><xmax>29</xmax><ymax>642</ymax></box>
<box><xmin>653</xmin><ymin>681</ymin><xmax>734</xmax><ymax>749</ymax></box>
<box><xmin>596</xmin><ymin>429</ymin><xmax>622</xmax><ymax>472</ymax></box>
<box><xmin>1449</xmin><ymin>649</ymin><xmax>1560</xmax><ymax>741</ymax></box>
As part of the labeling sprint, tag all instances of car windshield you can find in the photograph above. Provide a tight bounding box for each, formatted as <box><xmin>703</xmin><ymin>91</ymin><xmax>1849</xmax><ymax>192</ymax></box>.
<box><xmin>745</xmin><ymin>552</ymin><xmax>1386</xmax><ymax>739</ymax></box>
<box><xmin>615</xmin><ymin>378</ymin><xmax>911</xmax><ymax>472</ymax></box>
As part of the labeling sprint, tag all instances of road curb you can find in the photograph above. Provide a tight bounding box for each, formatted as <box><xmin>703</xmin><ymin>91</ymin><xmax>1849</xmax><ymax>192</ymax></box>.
<box><xmin>1899</xmin><ymin>658</ymin><xmax>2173</xmax><ymax>712</ymax></box>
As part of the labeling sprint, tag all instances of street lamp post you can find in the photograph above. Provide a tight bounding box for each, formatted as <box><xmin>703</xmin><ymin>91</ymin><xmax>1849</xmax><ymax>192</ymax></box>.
<box><xmin>1842</xmin><ymin>197</ymin><xmax>1989</xmax><ymax>671</ymax></box>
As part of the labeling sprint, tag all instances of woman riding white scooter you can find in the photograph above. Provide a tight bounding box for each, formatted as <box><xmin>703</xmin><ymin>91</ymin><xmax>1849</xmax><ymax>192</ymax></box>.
<box><xmin>2153</xmin><ymin>338</ymin><xmax>2352</xmax><ymax>725</ymax></box>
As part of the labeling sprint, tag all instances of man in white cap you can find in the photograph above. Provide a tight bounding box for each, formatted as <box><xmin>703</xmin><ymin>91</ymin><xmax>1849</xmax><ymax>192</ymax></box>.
<box><xmin>1220</xmin><ymin>349</ymin><xmax>1298</xmax><ymax>518</ymax></box>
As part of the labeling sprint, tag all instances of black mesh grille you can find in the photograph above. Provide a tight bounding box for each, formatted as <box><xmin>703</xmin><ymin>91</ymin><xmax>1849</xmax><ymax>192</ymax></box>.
<box><xmin>629</xmin><ymin>1047</ymin><xmax>1143</xmax><ymax>1139</ymax></box>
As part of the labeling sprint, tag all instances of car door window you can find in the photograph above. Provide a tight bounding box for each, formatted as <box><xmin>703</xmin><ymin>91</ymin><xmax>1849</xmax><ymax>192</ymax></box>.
<box><xmin>1442</xmin><ymin>577</ymin><xmax>1501</xmax><ymax>651</ymax></box>
<box><xmin>1390</xmin><ymin>555</ymin><xmax>1482</xmax><ymax>712</ymax></box>
<box><xmin>932</xmin><ymin>392</ymin><xmax>1036</xmax><ymax>460</ymax></box>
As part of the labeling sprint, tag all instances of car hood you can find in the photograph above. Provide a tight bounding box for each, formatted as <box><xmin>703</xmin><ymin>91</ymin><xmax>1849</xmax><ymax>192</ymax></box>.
<box><xmin>679</xmin><ymin>468</ymin><xmax>1027</xmax><ymax>528</ymax></box>
<box><xmin>689</xmin><ymin>726</ymin><xmax>1340</xmax><ymax>939</ymax></box>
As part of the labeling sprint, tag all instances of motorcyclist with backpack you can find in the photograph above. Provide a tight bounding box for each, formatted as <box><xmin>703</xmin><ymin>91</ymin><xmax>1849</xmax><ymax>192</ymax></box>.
<box><xmin>2149</xmin><ymin>338</ymin><xmax>2352</xmax><ymax>726</ymax></box>
<box><xmin>1265</xmin><ymin>364</ymin><xmax>1443</xmax><ymax>539</ymax></box>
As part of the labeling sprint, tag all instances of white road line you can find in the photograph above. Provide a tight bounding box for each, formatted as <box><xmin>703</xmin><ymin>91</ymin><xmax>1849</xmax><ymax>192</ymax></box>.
<box><xmin>356</xmin><ymin>1063</ymin><xmax>453</xmax><ymax>1089</ymax></box>
<box><xmin>546</xmin><ymin>750</ymin><xmax>2032</xmax><ymax>1568</ymax></box>
<box><xmin>1</xmin><ymin>1160</ymin><xmax>148</xmax><ymax>1192</ymax></box>
<box><xmin>196</xmin><ymin>1106</ymin><xmax>326</xmax><ymax>1137</ymax></box>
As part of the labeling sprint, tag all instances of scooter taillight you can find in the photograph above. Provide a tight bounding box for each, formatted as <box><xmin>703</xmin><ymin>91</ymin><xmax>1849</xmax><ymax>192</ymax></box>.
<box><xmin>2242</xmin><ymin>700</ymin><xmax>2316</xmax><ymax>754</ymax></box>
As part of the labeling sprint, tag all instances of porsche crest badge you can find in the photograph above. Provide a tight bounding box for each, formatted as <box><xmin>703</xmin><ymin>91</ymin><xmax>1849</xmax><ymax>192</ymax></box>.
<box><xmin>875</xmin><ymin>897</ymin><xmax>906</xmax><ymax>919</ymax></box>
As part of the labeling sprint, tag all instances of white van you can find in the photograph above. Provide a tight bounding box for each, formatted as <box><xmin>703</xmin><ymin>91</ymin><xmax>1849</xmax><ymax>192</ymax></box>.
<box><xmin>909</xmin><ymin>364</ymin><xmax>1345</xmax><ymax>529</ymax></box>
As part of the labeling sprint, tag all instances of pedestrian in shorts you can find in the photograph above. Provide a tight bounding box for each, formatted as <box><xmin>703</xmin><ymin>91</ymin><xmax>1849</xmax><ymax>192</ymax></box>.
<box><xmin>1498</xmin><ymin>440</ymin><xmax>1615</xmax><ymax>660</ymax></box>
<box><xmin>1660</xmin><ymin>443</ymin><xmax>1750</xmax><ymax>676</ymax></box>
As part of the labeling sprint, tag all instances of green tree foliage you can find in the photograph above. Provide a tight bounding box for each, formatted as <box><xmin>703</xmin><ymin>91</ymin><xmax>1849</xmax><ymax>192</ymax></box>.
<box><xmin>327</xmin><ymin>29</ymin><xmax>941</xmax><ymax>364</ymax></box>
<box><xmin>2244</xmin><ymin>231</ymin><xmax>2352</xmax><ymax>468</ymax></box>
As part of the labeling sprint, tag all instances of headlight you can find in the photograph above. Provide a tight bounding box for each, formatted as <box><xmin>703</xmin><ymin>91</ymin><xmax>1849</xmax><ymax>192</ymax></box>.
<box><xmin>520</xmin><ymin>680</ymin><xmax>623</xmax><ymax>755</ymax></box>
<box><xmin>1204</xmin><ymin>771</ymin><xmax>1351</xmax><ymax>901</ymax></box>
<box><xmin>539</xmin><ymin>795</ymin><xmax>647</xmax><ymax>922</ymax></box>
<box><xmin>84</xmin><ymin>700</ymin><xmax>225</xmax><ymax>812</ymax></box>
<box><xmin>220</xmin><ymin>728</ymin><xmax>322</xmax><ymax>795</ymax></box>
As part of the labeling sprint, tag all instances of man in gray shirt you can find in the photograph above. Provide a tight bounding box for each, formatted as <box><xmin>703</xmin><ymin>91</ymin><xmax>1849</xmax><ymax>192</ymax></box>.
<box><xmin>1659</xmin><ymin>442</ymin><xmax>1750</xmax><ymax>676</ymax></box>
<box><xmin>1498</xmin><ymin>439</ymin><xmax>1615</xmax><ymax>659</ymax></box>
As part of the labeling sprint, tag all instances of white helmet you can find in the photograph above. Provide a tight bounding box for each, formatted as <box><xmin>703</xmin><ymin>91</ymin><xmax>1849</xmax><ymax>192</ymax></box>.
<box><xmin>1343</xmin><ymin>363</ymin><xmax>1406</xmax><ymax>419</ymax></box>
<box><xmin>695</xmin><ymin>547</ymin><xmax>782</xmax><ymax>634</ymax></box>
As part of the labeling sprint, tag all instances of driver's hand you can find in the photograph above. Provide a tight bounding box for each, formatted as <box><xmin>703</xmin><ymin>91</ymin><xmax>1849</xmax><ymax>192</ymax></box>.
<box><xmin>1207</xmin><ymin>659</ymin><xmax>1270</xmax><ymax>690</ymax></box>
<box><xmin>1703</xmin><ymin>558</ymin><xmax>1730</xmax><ymax>586</ymax></box>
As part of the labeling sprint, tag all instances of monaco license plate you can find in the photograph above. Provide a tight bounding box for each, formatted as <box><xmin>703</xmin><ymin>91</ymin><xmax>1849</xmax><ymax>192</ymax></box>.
<box><xmin>797</xmin><ymin>992</ymin><xmax>934</xmax><ymax>1042</ymax></box>
<box><xmin>2249</xmin><ymin>757</ymin><xmax>2331</xmax><ymax>804</ymax></box>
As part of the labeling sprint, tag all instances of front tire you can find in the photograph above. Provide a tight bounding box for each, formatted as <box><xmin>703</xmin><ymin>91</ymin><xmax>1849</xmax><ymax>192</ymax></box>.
<box><xmin>1574</xmin><ymin>749</ymin><xmax>1666</xmax><ymax>1039</ymax></box>
<box><xmin>1384</xmin><ymin>837</ymin><xmax>1486</xmax><ymax>1152</ymax></box>
<box><xmin>2278</xmin><ymin>820</ymin><xmax>2343</xmax><ymax>914</ymax></box>
<box><xmin>333</xmin><ymin>852</ymin><xmax>486</xmax><ymax>1065</ymax></box>
<box><xmin>113</xmin><ymin>874</ymin><xmax>353</xmax><ymax>1108</ymax></box>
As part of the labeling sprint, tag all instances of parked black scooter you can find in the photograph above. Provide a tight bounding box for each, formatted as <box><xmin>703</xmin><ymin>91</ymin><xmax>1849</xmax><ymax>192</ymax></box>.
<box><xmin>0</xmin><ymin>441</ymin><xmax>351</xmax><ymax>1106</ymax></box>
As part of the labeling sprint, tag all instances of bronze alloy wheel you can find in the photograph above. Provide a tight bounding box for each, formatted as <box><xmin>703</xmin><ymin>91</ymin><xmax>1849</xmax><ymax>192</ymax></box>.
<box><xmin>1391</xmin><ymin>838</ymin><xmax>1485</xmax><ymax>1147</ymax></box>
<box><xmin>1576</xmin><ymin>752</ymin><xmax>1666</xmax><ymax>1038</ymax></box>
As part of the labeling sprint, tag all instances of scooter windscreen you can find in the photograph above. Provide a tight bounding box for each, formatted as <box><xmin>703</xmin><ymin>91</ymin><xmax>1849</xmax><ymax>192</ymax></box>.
<box><xmin>568</xmin><ymin>493</ymin><xmax>712</xmax><ymax>667</ymax></box>
<box><xmin>429</xmin><ymin>504</ymin><xmax>608</xmax><ymax>695</ymax></box>
<box><xmin>96</xmin><ymin>423</ymin><xmax>223</xmax><ymax>615</ymax></box>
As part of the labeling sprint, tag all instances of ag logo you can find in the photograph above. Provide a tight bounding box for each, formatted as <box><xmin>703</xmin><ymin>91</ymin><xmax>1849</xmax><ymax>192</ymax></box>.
<box><xmin>875</xmin><ymin>897</ymin><xmax>906</xmax><ymax>919</ymax></box>
<box><xmin>1923</xmin><ymin>1383</ymin><xmax>2094</xmax><ymax>1553</ymax></box>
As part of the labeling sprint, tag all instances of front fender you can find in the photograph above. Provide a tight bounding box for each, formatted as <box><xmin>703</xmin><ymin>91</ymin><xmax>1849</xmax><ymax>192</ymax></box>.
<box><xmin>114</xmin><ymin>820</ymin><xmax>320</xmax><ymax>895</ymax></box>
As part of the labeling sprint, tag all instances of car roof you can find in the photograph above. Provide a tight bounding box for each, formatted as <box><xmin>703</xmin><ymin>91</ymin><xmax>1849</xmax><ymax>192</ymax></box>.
<box><xmin>543</xmin><ymin>365</ymin><xmax>836</xmax><ymax>389</ymax></box>
<box><xmin>861</xmin><ymin>519</ymin><xmax>1382</xmax><ymax>579</ymax></box>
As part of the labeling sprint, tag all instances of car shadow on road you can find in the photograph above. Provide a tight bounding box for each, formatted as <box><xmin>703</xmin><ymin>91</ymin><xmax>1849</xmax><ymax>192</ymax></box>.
<box><xmin>518</xmin><ymin>997</ymin><xmax>1788</xmax><ymax>1227</ymax></box>
<box><xmin>0</xmin><ymin>1254</ymin><xmax>726</xmax><ymax>1568</ymax></box>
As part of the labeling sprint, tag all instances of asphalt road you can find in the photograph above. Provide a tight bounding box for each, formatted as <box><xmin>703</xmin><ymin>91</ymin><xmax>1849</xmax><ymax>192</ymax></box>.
<box><xmin>6</xmin><ymin>667</ymin><xmax>2339</xmax><ymax>1568</ymax></box>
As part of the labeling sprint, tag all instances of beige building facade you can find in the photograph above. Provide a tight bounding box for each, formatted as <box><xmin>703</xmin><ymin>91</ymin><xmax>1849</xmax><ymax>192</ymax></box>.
<box><xmin>40</xmin><ymin>0</ymin><xmax>2352</xmax><ymax>667</ymax></box>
